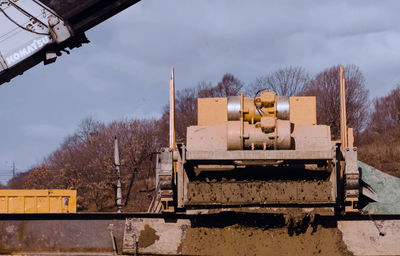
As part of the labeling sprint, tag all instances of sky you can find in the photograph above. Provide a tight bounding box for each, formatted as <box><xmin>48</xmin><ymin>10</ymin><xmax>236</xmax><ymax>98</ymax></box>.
<box><xmin>1</xmin><ymin>0</ymin><xmax>400</xmax><ymax>182</ymax></box>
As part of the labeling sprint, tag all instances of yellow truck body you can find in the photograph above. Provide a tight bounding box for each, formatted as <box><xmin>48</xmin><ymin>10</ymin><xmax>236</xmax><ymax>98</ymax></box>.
<box><xmin>0</xmin><ymin>190</ymin><xmax>77</xmax><ymax>213</ymax></box>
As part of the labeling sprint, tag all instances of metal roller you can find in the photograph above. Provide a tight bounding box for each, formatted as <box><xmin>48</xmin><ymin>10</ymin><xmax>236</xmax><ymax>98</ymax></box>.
<box><xmin>227</xmin><ymin>120</ymin><xmax>292</xmax><ymax>150</ymax></box>
<box><xmin>276</xmin><ymin>96</ymin><xmax>290</xmax><ymax>120</ymax></box>
<box><xmin>159</xmin><ymin>180</ymin><xmax>173</xmax><ymax>189</ymax></box>
<box><xmin>345</xmin><ymin>178</ymin><xmax>359</xmax><ymax>190</ymax></box>
<box><xmin>227</xmin><ymin>96</ymin><xmax>241</xmax><ymax>121</ymax></box>
<box><xmin>276</xmin><ymin>119</ymin><xmax>291</xmax><ymax>149</ymax></box>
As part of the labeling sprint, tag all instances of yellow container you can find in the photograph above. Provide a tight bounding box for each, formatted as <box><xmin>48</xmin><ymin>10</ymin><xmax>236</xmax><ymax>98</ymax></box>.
<box><xmin>0</xmin><ymin>190</ymin><xmax>77</xmax><ymax>213</ymax></box>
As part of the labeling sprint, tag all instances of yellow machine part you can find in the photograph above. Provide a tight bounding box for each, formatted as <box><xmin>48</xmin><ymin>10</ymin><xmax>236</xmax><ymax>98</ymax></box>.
<box><xmin>0</xmin><ymin>189</ymin><xmax>77</xmax><ymax>213</ymax></box>
<box><xmin>245</xmin><ymin>92</ymin><xmax>277</xmax><ymax>122</ymax></box>
<box><xmin>198</xmin><ymin>95</ymin><xmax>317</xmax><ymax>127</ymax></box>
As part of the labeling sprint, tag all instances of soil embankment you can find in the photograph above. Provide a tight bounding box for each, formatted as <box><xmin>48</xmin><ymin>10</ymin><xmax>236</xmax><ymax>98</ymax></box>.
<box><xmin>180</xmin><ymin>224</ymin><xmax>352</xmax><ymax>256</ymax></box>
<box><xmin>177</xmin><ymin>214</ymin><xmax>353</xmax><ymax>256</ymax></box>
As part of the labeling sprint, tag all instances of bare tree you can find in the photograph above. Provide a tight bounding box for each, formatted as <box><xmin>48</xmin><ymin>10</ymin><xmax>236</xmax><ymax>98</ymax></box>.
<box><xmin>369</xmin><ymin>85</ymin><xmax>400</xmax><ymax>133</ymax></box>
<box><xmin>7</xmin><ymin>171</ymin><xmax>30</xmax><ymax>188</ymax></box>
<box><xmin>196</xmin><ymin>81</ymin><xmax>214</xmax><ymax>97</ymax></box>
<box><xmin>249</xmin><ymin>66</ymin><xmax>309</xmax><ymax>96</ymax></box>
<box><xmin>21</xmin><ymin>73</ymin><xmax>244</xmax><ymax>211</ymax></box>
<box><xmin>158</xmin><ymin>87</ymin><xmax>198</xmax><ymax>145</ymax></box>
<box><xmin>198</xmin><ymin>73</ymin><xmax>243</xmax><ymax>97</ymax></box>
<box><xmin>23</xmin><ymin>117</ymin><xmax>160</xmax><ymax>212</ymax></box>
<box><xmin>159</xmin><ymin>73</ymin><xmax>243</xmax><ymax>144</ymax></box>
<box><xmin>215</xmin><ymin>73</ymin><xmax>243</xmax><ymax>96</ymax></box>
<box><xmin>303</xmin><ymin>64</ymin><xmax>369</xmax><ymax>140</ymax></box>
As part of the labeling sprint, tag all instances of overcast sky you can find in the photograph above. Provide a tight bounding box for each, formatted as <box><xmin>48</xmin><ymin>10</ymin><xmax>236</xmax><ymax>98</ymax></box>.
<box><xmin>1</xmin><ymin>0</ymin><xmax>400</xmax><ymax>182</ymax></box>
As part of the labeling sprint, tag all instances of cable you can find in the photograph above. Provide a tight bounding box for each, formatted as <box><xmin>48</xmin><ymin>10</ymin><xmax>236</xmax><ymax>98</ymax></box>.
<box><xmin>253</xmin><ymin>88</ymin><xmax>267</xmax><ymax>117</ymax></box>
<box><xmin>8</xmin><ymin>0</ymin><xmax>48</xmax><ymax>28</ymax></box>
<box><xmin>0</xmin><ymin>6</ymin><xmax>50</xmax><ymax>36</ymax></box>
<box><xmin>360</xmin><ymin>209</ymin><xmax>386</xmax><ymax>236</ymax></box>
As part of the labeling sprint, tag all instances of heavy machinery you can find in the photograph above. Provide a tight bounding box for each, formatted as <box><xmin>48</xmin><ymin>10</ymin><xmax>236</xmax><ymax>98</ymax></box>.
<box><xmin>0</xmin><ymin>0</ymin><xmax>381</xmax><ymax>217</ymax></box>
<box><xmin>1</xmin><ymin>2</ymin><xmax>400</xmax><ymax>254</ymax></box>
<box><xmin>0</xmin><ymin>71</ymin><xmax>399</xmax><ymax>254</ymax></box>
<box><xmin>0</xmin><ymin>0</ymin><xmax>140</xmax><ymax>85</ymax></box>
<box><xmin>151</xmin><ymin>68</ymin><xmax>367</xmax><ymax>216</ymax></box>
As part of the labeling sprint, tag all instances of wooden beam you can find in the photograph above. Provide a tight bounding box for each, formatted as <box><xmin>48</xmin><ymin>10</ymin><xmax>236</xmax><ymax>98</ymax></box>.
<box><xmin>340</xmin><ymin>66</ymin><xmax>348</xmax><ymax>149</ymax></box>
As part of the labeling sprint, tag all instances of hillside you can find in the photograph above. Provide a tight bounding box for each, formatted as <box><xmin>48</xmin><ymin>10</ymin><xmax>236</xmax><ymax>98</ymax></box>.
<box><xmin>358</xmin><ymin>128</ymin><xmax>400</xmax><ymax>178</ymax></box>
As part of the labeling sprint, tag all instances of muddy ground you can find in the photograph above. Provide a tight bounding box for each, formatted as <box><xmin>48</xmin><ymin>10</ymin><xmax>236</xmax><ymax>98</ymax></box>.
<box><xmin>179</xmin><ymin>223</ymin><xmax>352</xmax><ymax>256</ymax></box>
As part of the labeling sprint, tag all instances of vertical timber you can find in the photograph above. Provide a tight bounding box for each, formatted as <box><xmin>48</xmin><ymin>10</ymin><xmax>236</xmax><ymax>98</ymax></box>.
<box><xmin>114</xmin><ymin>136</ymin><xmax>123</xmax><ymax>213</ymax></box>
<box><xmin>169</xmin><ymin>67</ymin><xmax>176</xmax><ymax>150</ymax></box>
<box><xmin>340</xmin><ymin>66</ymin><xmax>348</xmax><ymax>149</ymax></box>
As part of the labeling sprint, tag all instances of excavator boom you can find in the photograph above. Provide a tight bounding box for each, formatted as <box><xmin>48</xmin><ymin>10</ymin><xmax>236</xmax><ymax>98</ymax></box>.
<box><xmin>0</xmin><ymin>0</ymin><xmax>140</xmax><ymax>85</ymax></box>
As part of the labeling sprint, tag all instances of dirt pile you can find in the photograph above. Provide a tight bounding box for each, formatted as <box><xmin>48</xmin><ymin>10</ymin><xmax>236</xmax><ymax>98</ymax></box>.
<box><xmin>180</xmin><ymin>223</ymin><xmax>352</xmax><ymax>256</ymax></box>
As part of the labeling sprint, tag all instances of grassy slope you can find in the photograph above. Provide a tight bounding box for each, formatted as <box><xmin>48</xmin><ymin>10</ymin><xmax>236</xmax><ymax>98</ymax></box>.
<box><xmin>358</xmin><ymin>128</ymin><xmax>400</xmax><ymax>178</ymax></box>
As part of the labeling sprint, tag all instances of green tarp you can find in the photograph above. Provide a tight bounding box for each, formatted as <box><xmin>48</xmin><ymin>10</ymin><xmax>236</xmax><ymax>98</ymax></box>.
<box><xmin>359</xmin><ymin>161</ymin><xmax>400</xmax><ymax>214</ymax></box>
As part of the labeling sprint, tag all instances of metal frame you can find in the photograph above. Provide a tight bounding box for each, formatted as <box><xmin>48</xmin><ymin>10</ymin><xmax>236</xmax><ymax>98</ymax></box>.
<box><xmin>186</xmin><ymin>149</ymin><xmax>334</xmax><ymax>161</ymax></box>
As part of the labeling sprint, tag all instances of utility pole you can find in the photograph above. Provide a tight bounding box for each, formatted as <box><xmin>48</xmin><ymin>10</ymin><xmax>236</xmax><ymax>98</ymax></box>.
<box><xmin>114</xmin><ymin>136</ymin><xmax>123</xmax><ymax>213</ymax></box>
<box><xmin>12</xmin><ymin>162</ymin><xmax>15</xmax><ymax>178</ymax></box>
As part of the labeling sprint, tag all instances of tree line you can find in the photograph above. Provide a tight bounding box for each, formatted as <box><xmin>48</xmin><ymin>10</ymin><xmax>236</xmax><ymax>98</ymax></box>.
<box><xmin>5</xmin><ymin>64</ymin><xmax>400</xmax><ymax>211</ymax></box>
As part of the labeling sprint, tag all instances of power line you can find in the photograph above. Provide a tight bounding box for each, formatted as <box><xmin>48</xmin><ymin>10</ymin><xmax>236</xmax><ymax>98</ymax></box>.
<box><xmin>0</xmin><ymin>162</ymin><xmax>18</xmax><ymax>184</ymax></box>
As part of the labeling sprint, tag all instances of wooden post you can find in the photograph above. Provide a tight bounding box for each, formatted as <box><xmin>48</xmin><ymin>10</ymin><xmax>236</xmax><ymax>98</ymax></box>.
<box><xmin>168</xmin><ymin>67</ymin><xmax>177</xmax><ymax>212</ymax></box>
<box><xmin>169</xmin><ymin>67</ymin><xmax>176</xmax><ymax>150</ymax></box>
<box><xmin>340</xmin><ymin>66</ymin><xmax>348</xmax><ymax>149</ymax></box>
<box><xmin>114</xmin><ymin>136</ymin><xmax>123</xmax><ymax>213</ymax></box>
